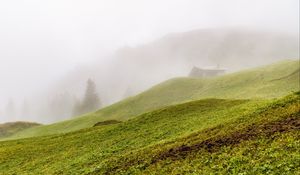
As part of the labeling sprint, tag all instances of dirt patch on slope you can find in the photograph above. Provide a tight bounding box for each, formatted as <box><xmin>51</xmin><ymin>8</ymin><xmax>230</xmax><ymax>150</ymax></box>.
<box><xmin>152</xmin><ymin>115</ymin><xmax>300</xmax><ymax>163</ymax></box>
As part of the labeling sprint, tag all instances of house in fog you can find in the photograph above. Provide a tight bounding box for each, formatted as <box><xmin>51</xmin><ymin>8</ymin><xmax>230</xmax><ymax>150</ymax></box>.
<box><xmin>189</xmin><ymin>66</ymin><xmax>226</xmax><ymax>78</ymax></box>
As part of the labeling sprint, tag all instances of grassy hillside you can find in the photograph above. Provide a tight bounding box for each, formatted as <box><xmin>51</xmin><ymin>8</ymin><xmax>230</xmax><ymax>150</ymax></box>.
<box><xmin>0</xmin><ymin>122</ymin><xmax>40</xmax><ymax>139</ymax></box>
<box><xmin>5</xmin><ymin>59</ymin><xmax>299</xmax><ymax>140</ymax></box>
<box><xmin>0</xmin><ymin>92</ymin><xmax>299</xmax><ymax>174</ymax></box>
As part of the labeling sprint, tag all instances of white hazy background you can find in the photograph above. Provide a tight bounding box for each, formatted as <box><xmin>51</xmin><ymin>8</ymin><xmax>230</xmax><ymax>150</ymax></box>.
<box><xmin>0</xmin><ymin>0</ymin><xmax>299</xmax><ymax>123</ymax></box>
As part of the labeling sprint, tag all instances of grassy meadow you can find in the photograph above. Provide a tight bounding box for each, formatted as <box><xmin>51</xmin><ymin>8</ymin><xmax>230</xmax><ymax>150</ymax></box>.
<box><xmin>0</xmin><ymin>92</ymin><xmax>299</xmax><ymax>174</ymax></box>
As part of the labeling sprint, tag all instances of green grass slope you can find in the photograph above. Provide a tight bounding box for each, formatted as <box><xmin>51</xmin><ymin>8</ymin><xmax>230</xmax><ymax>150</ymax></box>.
<box><xmin>0</xmin><ymin>121</ymin><xmax>40</xmax><ymax>139</ymax></box>
<box><xmin>0</xmin><ymin>92</ymin><xmax>299</xmax><ymax>174</ymax></box>
<box><xmin>6</xmin><ymin>59</ymin><xmax>300</xmax><ymax>140</ymax></box>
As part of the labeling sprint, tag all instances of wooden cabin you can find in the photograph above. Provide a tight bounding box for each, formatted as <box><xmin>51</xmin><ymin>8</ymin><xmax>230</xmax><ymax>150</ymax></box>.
<box><xmin>189</xmin><ymin>66</ymin><xmax>225</xmax><ymax>78</ymax></box>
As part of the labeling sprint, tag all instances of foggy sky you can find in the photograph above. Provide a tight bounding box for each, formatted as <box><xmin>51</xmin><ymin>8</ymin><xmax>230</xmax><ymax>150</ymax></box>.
<box><xmin>0</xmin><ymin>0</ymin><xmax>299</xmax><ymax>123</ymax></box>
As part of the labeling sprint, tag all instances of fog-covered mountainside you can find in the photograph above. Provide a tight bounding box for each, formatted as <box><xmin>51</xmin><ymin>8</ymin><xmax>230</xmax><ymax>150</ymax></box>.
<box><xmin>19</xmin><ymin>28</ymin><xmax>299</xmax><ymax>123</ymax></box>
<box><xmin>55</xmin><ymin>28</ymin><xmax>299</xmax><ymax>105</ymax></box>
<box><xmin>5</xmin><ymin>59</ymin><xmax>299</xmax><ymax>140</ymax></box>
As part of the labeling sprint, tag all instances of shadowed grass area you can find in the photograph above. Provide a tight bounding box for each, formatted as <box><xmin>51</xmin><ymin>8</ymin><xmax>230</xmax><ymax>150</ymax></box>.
<box><xmin>0</xmin><ymin>92</ymin><xmax>299</xmax><ymax>174</ymax></box>
<box><xmin>4</xmin><ymin>59</ymin><xmax>300</xmax><ymax>140</ymax></box>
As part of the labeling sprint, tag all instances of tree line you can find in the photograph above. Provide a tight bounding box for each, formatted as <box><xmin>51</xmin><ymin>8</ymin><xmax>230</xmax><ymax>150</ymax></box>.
<box><xmin>1</xmin><ymin>79</ymin><xmax>101</xmax><ymax>121</ymax></box>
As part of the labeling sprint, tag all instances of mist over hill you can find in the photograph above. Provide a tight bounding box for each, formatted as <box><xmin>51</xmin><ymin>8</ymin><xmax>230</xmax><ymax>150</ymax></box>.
<box><xmin>0</xmin><ymin>1</ymin><xmax>299</xmax><ymax>174</ymax></box>
<box><xmin>0</xmin><ymin>28</ymin><xmax>298</xmax><ymax>124</ymax></box>
<box><xmin>54</xmin><ymin>28</ymin><xmax>299</xmax><ymax>104</ymax></box>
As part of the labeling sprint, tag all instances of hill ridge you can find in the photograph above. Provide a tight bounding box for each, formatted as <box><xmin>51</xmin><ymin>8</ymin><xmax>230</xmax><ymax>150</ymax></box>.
<box><xmin>3</xmin><ymin>59</ymin><xmax>299</xmax><ymax>140</ymax></box>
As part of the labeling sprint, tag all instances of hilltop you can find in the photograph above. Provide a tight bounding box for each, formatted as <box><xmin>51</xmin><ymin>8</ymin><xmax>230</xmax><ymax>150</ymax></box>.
<box><xmin>0</xmin><ymin>121</ymin><xmax>41</xmax><ymax>139</ymax></box>
<box><xmin>4</xmin><ymin>59</ymin><xmax>299</xmax><ymax>140</ymax></box>
<box><xmin>0</xmin><ymin>92</ymin><xmax>299</xmax><ymax>174</ymax></box>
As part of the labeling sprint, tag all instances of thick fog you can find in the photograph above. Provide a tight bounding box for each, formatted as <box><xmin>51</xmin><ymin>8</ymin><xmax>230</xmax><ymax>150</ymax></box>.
<box><xmin>0</xmin><ymin>0</ymin><xmax>299</xmax><ymax>123</ymax></box>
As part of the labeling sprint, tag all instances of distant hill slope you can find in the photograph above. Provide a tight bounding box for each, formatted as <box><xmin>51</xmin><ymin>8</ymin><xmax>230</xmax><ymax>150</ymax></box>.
<box><xmin>5</xmin><ymin>59</ymin><xmax>299</xmax><ymax>140</ymax></box>
<box><xmin>0</xmin><ymin>122</ymin><xmax>40</xmax><ymax>139</ymax></box>
<box><xmin>0</xmin><ymin>92</ymin><xmax>299</xmax><ymax>174</ymax></box>
<box><xmin>51</xmin><ymin>28</ymin><xmax>300</xmax><ymax>108</ymax></box>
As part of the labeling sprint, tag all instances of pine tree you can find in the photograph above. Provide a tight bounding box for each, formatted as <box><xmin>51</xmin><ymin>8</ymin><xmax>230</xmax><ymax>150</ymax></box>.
<box><xmin>72</xmin><ymin>79</ymin><xmax>101</xmax><ymax>116</ymax></box>
<box><xmin>82</xmin><ymin>79</ymin><xmax>101</xmax><ymax>112</ymax></box>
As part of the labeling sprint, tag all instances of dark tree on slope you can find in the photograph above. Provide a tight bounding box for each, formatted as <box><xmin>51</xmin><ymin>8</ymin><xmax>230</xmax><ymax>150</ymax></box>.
<box><xmin>73</xmin><ymin>79</ymin><xmax>101</xmax><ymax>116</ymax></box>
<box><xmin>83</xmin><ymin>79</ymin><xmax>101</xmax><ymax>111</ymax></box>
